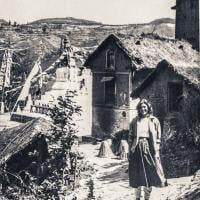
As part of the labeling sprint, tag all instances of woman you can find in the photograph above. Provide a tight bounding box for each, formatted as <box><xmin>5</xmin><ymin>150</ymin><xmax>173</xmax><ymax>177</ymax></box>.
<box><xmin>128</xmin><ymin>99</ymin><xmax>166</xmax><ymax>200</ymax></box>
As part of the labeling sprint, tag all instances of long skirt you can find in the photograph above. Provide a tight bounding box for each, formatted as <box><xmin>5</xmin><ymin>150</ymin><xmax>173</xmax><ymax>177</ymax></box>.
<box><xmin>129</xmin><ymin>138</ymin><xmax>163</xmax><ymax>187</ymax></box>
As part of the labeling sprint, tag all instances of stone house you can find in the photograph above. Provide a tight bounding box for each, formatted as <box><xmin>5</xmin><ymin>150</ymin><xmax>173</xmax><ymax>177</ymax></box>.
<box><xmin>84</xmin><ymin>33</ymin><xmax>198</xmax><ymax>137</ymax></box>
<box><xmin>132</xmin><ymin>59</ymin><xmax>200</xmax><ymax>129</ymax></box>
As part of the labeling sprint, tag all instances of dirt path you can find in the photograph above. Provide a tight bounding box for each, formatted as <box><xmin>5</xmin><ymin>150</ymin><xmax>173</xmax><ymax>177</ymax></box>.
<box><xmin>76</xmin><ymin>143</ymin><xmax>192</xmax><ymax>200</ymax></box>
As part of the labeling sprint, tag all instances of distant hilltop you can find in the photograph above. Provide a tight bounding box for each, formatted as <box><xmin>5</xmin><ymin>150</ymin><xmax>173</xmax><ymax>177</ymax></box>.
<box><xmin>29</xmin><ymin>17</ymin><xmax>102</xmax><ymax>26</ymax></box>
<box><xmin>149</xmin><ymin>18</ymin><xmax>175</xmax><ymax>25</ymax></box>
<box><xmin>0</xmin><ymin>17</ymin><xmax>175</xmax><ymax>26</ymax></box>
<box><xmin>29</xmin><ymin>17</ymin><xmax>175</xmax><ymax>26</ymax></box>
<box><xmin>0</xmin><ymin>19</ymin><xmax>8</xmax><ymax>25</ymax></box>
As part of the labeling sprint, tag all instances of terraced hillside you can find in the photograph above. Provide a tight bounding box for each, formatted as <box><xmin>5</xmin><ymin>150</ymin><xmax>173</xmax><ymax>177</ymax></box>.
<box><xmin>0</xmin><ymin>17</ymin><xmax>175</xmax><ymax>86</ymax></box>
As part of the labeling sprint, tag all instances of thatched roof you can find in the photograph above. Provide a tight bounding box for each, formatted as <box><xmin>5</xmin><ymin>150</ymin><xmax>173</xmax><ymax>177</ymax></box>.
<box><xmin>0</xmin><ymin>118</ymin><xmax>53</xmax><ymax>165</ymax></box>
<box><xmin>84</xmin><ymin>34</ymin><xmax>199</xmax><ymax>70</ymax></box>
<box><xmin>132</xmin><ymin>59</ymin><xmax>200</xmax><ymax>97</ymax></box>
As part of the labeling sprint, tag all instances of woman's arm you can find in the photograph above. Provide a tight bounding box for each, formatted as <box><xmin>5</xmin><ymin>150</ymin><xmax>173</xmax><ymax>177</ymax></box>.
<box><xmin>153</xmin><ymin>117</ymin><xmax>162</xmax><ymax>155</ymax></box>
<box><xmin>150</xmin><ymin>116</ymin><xmax>162</xmax><ymax>153</ymax></box>
<box><xmin>128</xmin><ymin>119</ymin><xmax>136</xmax><ymax>145</ymax></box>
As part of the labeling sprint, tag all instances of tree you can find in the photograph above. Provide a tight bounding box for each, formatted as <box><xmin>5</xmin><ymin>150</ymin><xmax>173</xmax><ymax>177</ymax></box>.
<box><xmin>38</xmin><ymin>90</ymin><xmax>82</xmax><ymax>198</ymax></box>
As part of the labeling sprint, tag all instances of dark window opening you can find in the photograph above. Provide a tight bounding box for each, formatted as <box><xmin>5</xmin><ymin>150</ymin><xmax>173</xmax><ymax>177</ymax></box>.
<box><xmin>106</xmin><ymin>50</ymin><xmax>115</xmax><ymax>70</ymax></box>
<box><xmin>122</xmin><ymin>111</ymin><xmax>126</xmax><ymax>118</ymax></box>
<box><xmin>198</xmin><ymin>105</ymin><xmax>200</xmax><ymax>122</ymax></box>
<box><xmin>105</xmin><ymin>79</ymin><xmax>115</xmax><ymax>105</ymax></box>
<box><xmin>168</xmin><ymin>82</ymin><xmax>183</xmax><ymax>112</ymax></box>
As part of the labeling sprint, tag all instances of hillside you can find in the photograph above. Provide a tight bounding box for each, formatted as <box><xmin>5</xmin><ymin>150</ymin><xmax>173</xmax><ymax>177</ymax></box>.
<box><xmin>149</xmin><ymin>18</ymin><xmax>175</xmax><ymax>25</ymax></box>
<box><xmin>66</xmin><ymin>21</ymin><xmax>175</xmax><ymax>47</ymax></box>
<box><xmin>30</xmin><ymin>17</ymin><xmax>102</xmax><ymax>25</ymax></box>
<box><xmin>28</xmin><ymin>17</ymin><xmax>175</xmax><ymax>47</ymax></box>
<box><xmin>29</xmin><ymin>17</ymin><xmax>175</xmax><ymax>26</ymax></box>
<box><xmin>0</xmin><ymin>19</ymin><xmax>8</xmax><ymax>25</ymax></box>
<box><xmin>0</xmin><ymin>17</ymin><xmax>175</xmax><ymax>85</ymax></box>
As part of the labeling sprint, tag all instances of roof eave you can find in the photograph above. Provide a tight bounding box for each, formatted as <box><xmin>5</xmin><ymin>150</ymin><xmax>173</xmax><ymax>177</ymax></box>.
<box><xmin>131</xmin><ymin>59</ymin><xmax>170</xmax><ymax>98</ymax></box>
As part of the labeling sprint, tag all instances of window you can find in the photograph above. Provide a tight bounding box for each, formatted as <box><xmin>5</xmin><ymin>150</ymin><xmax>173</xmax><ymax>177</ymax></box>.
<box><xmin>168</xmin><ymin>82</ymin><xmax>183</xmax><ymax>112</ymax></box>
<box><xmin>106</xmin><ymin>50</ymin><xmax>115</xmax><ymax>69</ymax></box>
<box><xmin>197</xmin><ymin>104</ymin><xmax>200</xmax><ymax>122</ymax></box>
<box><xmin>105</xmin><ymin>78</ymin><xmax>115</xmax><ymax>105</ymax></box>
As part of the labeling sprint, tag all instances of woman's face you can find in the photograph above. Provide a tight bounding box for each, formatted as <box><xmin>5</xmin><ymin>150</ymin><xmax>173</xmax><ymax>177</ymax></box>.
<box><xmin>139</xmin><ymin>103</ymin><xmax>149</xmax><ymax>117</ymax></box>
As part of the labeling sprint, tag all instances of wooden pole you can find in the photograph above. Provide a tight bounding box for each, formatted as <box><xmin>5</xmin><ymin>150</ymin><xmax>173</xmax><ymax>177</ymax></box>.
<box><xmin>0</xmin><ymin>49</ymin><xmax>8</xmax><ymax>114</ymax></box>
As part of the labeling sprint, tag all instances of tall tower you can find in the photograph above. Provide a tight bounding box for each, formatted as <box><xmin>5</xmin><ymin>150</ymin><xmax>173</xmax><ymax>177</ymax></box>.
<box><xmin>172</xmin><ymin>0</ymin><xmax>200</xmax><ymax>51</ymax></box>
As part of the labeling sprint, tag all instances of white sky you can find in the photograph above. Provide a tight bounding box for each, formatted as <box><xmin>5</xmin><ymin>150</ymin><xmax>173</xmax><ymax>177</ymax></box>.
<box><xmin>0</xmin><ymin>0</ymin><xmax>176</xmax><ymax>24</ymax></box>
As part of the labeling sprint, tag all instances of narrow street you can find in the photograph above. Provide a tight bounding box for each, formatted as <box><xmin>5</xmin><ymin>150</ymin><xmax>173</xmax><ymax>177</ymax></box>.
<box><xmin>76</xmin><ymin>143</ymin><xmax>193</xmax><ymax>200</ymax></box>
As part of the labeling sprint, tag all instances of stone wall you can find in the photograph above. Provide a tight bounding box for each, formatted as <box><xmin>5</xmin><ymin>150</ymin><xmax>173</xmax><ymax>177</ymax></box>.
<box><xmin>138</xmin><ymin>67</ymin><xmax>183</xmax><ymax>124</ymax></box>
<box><xmin>92</xmin><ymin>106</ymin><xmax>130</xmax><ymax>137</ymax></box>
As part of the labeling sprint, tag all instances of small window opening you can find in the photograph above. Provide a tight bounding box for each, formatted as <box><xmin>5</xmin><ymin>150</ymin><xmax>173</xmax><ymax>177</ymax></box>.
<box><xmin>105</xmin><ymin>78</ymin><xmax>115</xmax><ymax>105</ymax></box>
<box><xmin>168</xmin><ymin>82</ymin><xmax>183</xmax><ymax>112</ymax></box>
<box><xmin>106</xmin><ymin>50</ymin><xmax>115</xmax><ymax>70</ymax></box>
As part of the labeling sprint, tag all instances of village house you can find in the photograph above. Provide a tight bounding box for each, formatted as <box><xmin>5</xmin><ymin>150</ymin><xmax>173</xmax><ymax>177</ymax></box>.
<box><xmin>84</xmin><ymin>33</ymin><xmax>199</xmax><ymax>137</ymax></box>
<box><xmin>132</xmin><ymin>59</ymin><xmax>200</xmax><ymax>127</ymax></box>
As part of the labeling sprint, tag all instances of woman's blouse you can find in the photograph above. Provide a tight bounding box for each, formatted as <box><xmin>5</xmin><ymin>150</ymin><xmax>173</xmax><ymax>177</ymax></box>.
<box><xmin>137</xmin><ymin>117</ymin><xmax>150</xmax><ymax>138</ymax></box>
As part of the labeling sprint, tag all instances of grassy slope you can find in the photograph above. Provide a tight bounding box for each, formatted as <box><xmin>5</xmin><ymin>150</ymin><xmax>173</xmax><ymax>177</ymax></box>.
<box><xmin>0</xmin><ymin>17</ymin><xmax>175</xmax><ymax>77</ymax></box>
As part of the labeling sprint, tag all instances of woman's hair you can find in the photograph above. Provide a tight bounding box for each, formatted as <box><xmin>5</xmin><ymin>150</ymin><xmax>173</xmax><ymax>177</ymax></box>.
<box><xmin>136</xmin><ymin>98</ymin><xmax>153</xmax><ymax>116</ymax></box>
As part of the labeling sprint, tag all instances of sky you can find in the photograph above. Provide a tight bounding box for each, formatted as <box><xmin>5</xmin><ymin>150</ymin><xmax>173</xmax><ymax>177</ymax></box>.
<box><xmin>0</xmin><ymin>0</ymin><xmax>176</xmax><ymax>24</ymax></box>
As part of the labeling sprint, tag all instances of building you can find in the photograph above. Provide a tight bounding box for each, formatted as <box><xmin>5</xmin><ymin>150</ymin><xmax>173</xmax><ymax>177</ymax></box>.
<box><xmin>132</xmin><ymin>59</ymin><xmax>200</xmax><ymax>127</ymax></box>
<box><xmin>172</xmin><ymin>0</ymin><xmax>200</xmax><ymax>51</ymax></box>
<box><xmin>84</xmin><ymin>33</ymin><xmax>198</xmax><ymax>137</ymax></box>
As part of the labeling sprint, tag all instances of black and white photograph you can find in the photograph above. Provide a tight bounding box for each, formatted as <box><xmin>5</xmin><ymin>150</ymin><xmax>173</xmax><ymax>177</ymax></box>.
<box><xmin>0</xmin><ymin>0</ymin><xmax>199</xmax><ymax>199</ymax></box>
